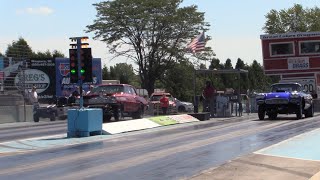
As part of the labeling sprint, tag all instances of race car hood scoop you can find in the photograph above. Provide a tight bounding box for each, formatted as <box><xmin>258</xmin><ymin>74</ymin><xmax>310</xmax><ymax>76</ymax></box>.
<box><xmin>265</xmin><ymin>92</ymin><xmax>290</xmax><ymax>99</ymax></box>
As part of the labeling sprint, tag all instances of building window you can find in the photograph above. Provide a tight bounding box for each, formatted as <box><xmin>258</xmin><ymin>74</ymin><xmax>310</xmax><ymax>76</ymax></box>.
<box><xmin>300</xmin><ymin>41</ymin><xmax>320</xmax><ymax>54</ymax></box>
<box><xmin>270</xmin><ymin>42</ymin><xmax>294</xmax><ymax>56</ymax></box>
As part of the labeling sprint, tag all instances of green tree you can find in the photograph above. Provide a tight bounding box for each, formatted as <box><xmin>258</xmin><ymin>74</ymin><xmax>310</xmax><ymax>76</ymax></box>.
<box><xmin>32</xmin><ymin>50</ymin><xmax>65</xmax><ymax>59</ymax></box>
<box><xmin>5</xmin><ymin>37</ymin><xmax>33</xmax><ymax>59</ymax></box>
<box><xmin>87</xmin><ymin>0</ymin><xmax>211</xmax><ymax>96</ymax></box>
<box><xmin>221</xmin><ymin>58</ymin><xmax>234</xmax><ymax>89</ymax></box>
<box><xmin>52</xmin><ymin>50</ymin><xmax>65</xmax><ymax>58</ymax></box>
<box><xmin>234</xmin><ymin>58</ymin><xmax>249</xmax><ymax>93</ymax></box>
<box><xmin>109</xmin><ymin>63</ymin><xmax>136</xmax><ymax>84</ymax></box>
<box><xmin>162</xmin><ymin>61</ymin><xmax>194</xmax><ymax>101</ymax></box>
<box><xmin>0</xmin><ymin>52</ymin><xmax>3</xmax><ymax>57</ymax></box>
<box><xmin>263</xmin><ymin>4</ymin><xmax>320</xmax><ymax>33</ymax></box>
<box><xmin>102</xmin><ymin>64</ymin><xmax>109</xmax><ymax>80</ymax></box>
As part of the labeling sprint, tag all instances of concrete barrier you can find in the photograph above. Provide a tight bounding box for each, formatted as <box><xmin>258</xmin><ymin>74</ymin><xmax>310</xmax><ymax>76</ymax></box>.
<box><xmin>0</xmin><ymin>105</ymin><xmax>33</xmax><ymax>124</ymax></box>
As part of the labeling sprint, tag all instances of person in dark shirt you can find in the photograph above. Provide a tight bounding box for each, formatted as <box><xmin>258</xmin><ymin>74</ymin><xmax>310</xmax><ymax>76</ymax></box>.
<box><xmin>202</xmin><ymin>81</ymin><xmax>216</xmax><ymax>117</ymax></box>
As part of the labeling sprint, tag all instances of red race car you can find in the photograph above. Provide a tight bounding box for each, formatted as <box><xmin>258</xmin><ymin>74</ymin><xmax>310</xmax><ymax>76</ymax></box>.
<box><xmin>83</xmin><ymin>84</ymin><xmax>148</xmax><ymax>122</ymax></box>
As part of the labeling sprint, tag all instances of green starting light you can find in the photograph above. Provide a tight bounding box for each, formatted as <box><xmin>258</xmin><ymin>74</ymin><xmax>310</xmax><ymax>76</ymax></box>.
<box><xmin>71</xmin><ymin>69</ymin><xmax>76</xmax><ymax>74</ymax></box>
<box><xmin>80</xmin><ymin>69</ymin><xmax>85</xmax><ymax>74</ymax></box>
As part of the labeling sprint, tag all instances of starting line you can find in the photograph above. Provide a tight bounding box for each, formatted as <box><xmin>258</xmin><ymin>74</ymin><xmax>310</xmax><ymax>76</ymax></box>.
<box><xmin>0</xmin><ymin>114</ymin><xmax>200</xmax><ymax>154</ymax></box>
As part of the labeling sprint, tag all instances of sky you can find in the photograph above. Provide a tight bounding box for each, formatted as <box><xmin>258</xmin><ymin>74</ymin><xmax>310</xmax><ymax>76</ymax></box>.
<box><xmin>0</xmin><ymin>0</ymin><xmax>319</xmax><ymax>68</ymax></box>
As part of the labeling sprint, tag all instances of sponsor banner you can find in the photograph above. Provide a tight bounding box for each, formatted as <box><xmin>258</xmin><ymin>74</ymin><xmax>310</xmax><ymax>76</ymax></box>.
<box><xmin>0</xmin><ymin>57</ymin><xmax>3</xmax><ymax>70</ymax></box>
<box><xmin>15</xmin><ymin>59</ymin><xmax>56</xmax><ymax>103</ymax></box>
<box><xmin>102</xmin><ymin>119</ymin><xmax>161</xmax><ymax>134</ymax></box>
<box><xmin>260</xmin><ymin>32</ymin><xmax>320</xmax><ymax>40</ymax></box>
<box><xmin>280</xmin><ymin>78</ymin><xmax>315</xmax><ymax>93</ymax></box>
<box><xmin>0</xmin><ymin>71</ymin><xmax>3</xmax><ymax>80</ymax></box>
<box><xmin>55</xmin><ymin>58</ymin><xmax>102</xmax><ymax>97</ymax></box>
<box><xmin>287</xmin><ymin>57</ymin><xmax>309</xmax><ymax>70</ymax></box>
<box><xmin>149</xmin><ymin>116</ymin><xmax>177</xmax><ymax>126</ymax></box>
<box><xmin>168</xmin><ymin>114</ymin><xmax>199</xmax><ymax>123</ymax></box>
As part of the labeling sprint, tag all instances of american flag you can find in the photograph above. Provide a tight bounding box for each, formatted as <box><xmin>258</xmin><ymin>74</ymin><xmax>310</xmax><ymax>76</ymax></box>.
<box><xmin>187</xmin><ymin>31</ymin><xmax>206</xmax><ymax>53</ymax></box>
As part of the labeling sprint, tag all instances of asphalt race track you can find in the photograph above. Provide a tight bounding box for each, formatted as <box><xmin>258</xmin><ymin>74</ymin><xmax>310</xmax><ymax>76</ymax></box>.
<box><xmin>0</xmin><ymin>113</ymin><xmax>319</xmax><ymax>180</ymax></box>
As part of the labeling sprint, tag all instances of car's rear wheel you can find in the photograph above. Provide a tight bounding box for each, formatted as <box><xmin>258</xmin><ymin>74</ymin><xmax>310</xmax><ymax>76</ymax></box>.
<box><xmin>33</xmin><ymin>114</ymin><xmax>40</xmax><ymax>122</ymax></box>
<box><xmin>50</xmin><ymin>113</ymin><xmax>56</xmax><ymax>121</ymax></box>
<box><xmin>103</xmin><ymin>115</ymin><xmax>112</xmax><ymax>122</ymax></box>
<box><xmin>132</xmin><ymin>104</ymin><xmax>144</xmax><ymax>119</ymax></box>
<box><xmin>305</xmin><ymin>104</ymin><xmax>314</xmax><ymax>118</ymax></box>
<box><xmin>178</xmin><ymin>106</ymin><xmax>186</xmax><ymax>112</ymax></box>
<box><xmin>258</xmin><ymin>105</ymin><xmax>265</xmax><ymax>120</ymax></box>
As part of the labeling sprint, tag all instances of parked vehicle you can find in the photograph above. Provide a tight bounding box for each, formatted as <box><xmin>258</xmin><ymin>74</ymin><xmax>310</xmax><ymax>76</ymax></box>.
<box><xmin>149</xmin><ymin>92</ymin><xmax>177</xmax><ymax>115</ymax></box>
<box><xmin>175</xmin><ymin>98</ymin><xmax>194</xmax><ymax>112</ymax></box>
<box><xmin>83</xmin><ymin>84</ymin><xmax>148</xmax><ymax>122</ymax></box>
<box><xmin>256</xmin><ymin>83</ymin><xmax>314</xmax><ymax>120</ymax></box>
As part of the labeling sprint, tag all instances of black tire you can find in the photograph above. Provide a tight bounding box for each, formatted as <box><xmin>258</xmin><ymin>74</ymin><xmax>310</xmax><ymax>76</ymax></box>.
<box><xmin>132</xmin><ymin>104</ymin><xmax>143</xmax><ymax>119</ymax></box>
<box><xmin>258</xmin><ymin>106</ymin><xmax>265</xmax><ymax>120</ymax></box>
<box><xmin>178</xmin><ymin>106</ymin><xmax>186</xmax><ymax>112</ymax></box>
<box><xmin>305</xmin><ymin>104</ymin><xmax>314</xmax><ymax>118</ymax></box>
<box><xmin>103</xmin><ymin>115</ymin><xmax>112</xmax><ymax>122</ymax></box>
<box><xmin>50</xmin><ymin>114</ymin><xmax>56</xmax><ymax>121</ymax></box>
<box><xmin>296</xmin><ymin>103</ymin><xmax>303</xmax><ymax>120</ymax></box>
<box><xmin>34</xmin><ymin>114</ymin><xmax>40</xmax><ymax>122</ymax></box>
<box><xmin>114</xmin><ymin>108</ymin><xmax>120</xmax><ymax>121</ymax></box>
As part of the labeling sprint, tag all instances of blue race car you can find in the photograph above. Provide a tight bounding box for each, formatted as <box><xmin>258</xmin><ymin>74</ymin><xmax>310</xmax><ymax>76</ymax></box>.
<box><xmin>256</xmin><ymin>83</ymin><xmax>314</xmax><ymax>120</ymax></box>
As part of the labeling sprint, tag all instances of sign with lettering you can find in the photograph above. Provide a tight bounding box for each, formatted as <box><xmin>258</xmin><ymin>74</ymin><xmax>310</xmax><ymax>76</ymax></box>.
<box><xmin>287</xmin><ymin>57</ymin><xmax>309</xmax><ymax>70</ymax></box>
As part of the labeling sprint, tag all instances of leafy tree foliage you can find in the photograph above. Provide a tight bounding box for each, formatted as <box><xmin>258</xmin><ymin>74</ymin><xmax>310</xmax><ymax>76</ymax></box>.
<box><xmin>5</xmin><ymin>37</ymin><xmax>33</xmax><ymax>59</ymax></box>
<box><xmin>5</xmin><ymin>37</ymin><xmax>65</xmax><ymax>60</ymax></box>
<box><xmin>106</xmin><ymin>63</ymin><xmax>136</xmax><ymax>85</ymax></box>
<box><xmin>161</xmin><ymin>61</ymin><xmax>194</xmax><ymax>101</ymax></box>
<box><xmin>87</xmin><ymin>0</ymin><xmax>211</xmax><ymax>95</ymax></box>
<box><xmin>102</xmin><ymin>64</ymin><xmax>109</xmax><ymax>80</ymax></box>
<box><xmin>263</xmin><ymin>4</ymin><xmax>320</xmax><ymax>33</ymax></box>
<box><xmin>32</xmin><ymin>50</ymin><xmax>65</xmax><ymax>59</ymax></box>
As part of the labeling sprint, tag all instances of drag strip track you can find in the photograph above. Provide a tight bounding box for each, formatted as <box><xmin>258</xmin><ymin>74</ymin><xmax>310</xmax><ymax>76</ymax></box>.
<box><xmin>0</xmin><ymin>114</ymin><xmax>319</xmax><ymax>180</ymax></box>
<box><xmin>0</xmin><ymin>121</ymin><xmax>67</xmax><ymax>143</ymax></box>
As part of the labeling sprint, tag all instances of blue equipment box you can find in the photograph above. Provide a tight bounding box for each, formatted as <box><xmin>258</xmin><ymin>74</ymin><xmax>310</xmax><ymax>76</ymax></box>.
<box><xmin>67</xmin><ymin>108</ymin><xmax>102</xmax><ymax>138</ymax></box>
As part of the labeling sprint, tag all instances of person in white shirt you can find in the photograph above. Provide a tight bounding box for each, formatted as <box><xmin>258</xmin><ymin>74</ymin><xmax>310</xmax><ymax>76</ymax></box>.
<box><xmin>29</xmin><ymin>86</ymin><xmax>39</xmax><ymax>114</ymax></box>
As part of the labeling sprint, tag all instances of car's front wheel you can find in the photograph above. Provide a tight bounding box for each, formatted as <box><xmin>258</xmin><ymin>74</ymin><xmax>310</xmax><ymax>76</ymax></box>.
<box><xmin>258</xmin><ymin>105</ymin><xmax>265</xmax><ymax>120</ymax></box>
<box><xmin>296</xmin><ymin>103</ymin><xmax>303</xmax><ymax>120</ymax></box>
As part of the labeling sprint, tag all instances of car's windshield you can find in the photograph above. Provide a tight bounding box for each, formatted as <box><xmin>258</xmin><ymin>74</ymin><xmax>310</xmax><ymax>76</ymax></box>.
<box><xmin>271</xmin><ymin>84</ymin><xmax>300</xmax><ymax>92</ymax></box>
<box><xmin>91</xmin><ymin>85</ymin><xmax>124</xmax><ymax>94</ymax></box>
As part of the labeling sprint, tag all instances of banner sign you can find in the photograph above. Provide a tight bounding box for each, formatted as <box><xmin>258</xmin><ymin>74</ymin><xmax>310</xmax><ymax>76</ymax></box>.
<box><xmin>55</xmin><ymin>58</ymin><xmax>102</xmax><ymax>97</ymax></box>
<box><xmin>0</xmin><ymin>57</ymin><xmax>3</xmax><ymax>70</ymax></box>
<box><xmin>287</xmin><ymin>57</ymin><xmax>309</xmax><ymax>70</ymax></box>
<box><xmin>15</xmin><ymin>59</ymin><xmax>56</xmax><ymax>103</ymax></box>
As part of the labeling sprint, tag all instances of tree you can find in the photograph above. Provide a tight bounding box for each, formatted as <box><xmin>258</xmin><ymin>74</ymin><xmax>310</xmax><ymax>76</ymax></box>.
<box><xmin>161</xmin><ymin>61</ymin><xmax>194</xmax><ymax>101</ymax></box>
<box><xmin>5</xmin><ymin>37</ymin><xmax>33</xmax><ymax>60</ymax></box>
<box><xmin>0</xmin><ymin>52</ymin><xmax>3</xmax><ymax>57</ymax></box>
<box><xmin>32</xmin><ymin>50</ymin><xmax>65</xmax><ymax>59</ymax></box>
<box><xmin>263</xmin><ymin>4</ymin><xmax>320</xmax><ymax>33</ymax></box>
<box><xmin>109</xmin><ymin>63</ymin><xmax>136</xmax><ymax>84</ymax></box>
<box><xmin>87</xmin><ymin>0</ymin><xmax>211</xmax><ymax>96</ymax></box>
<box><xmin>102</xmin><ymin>64</ymin><xmax>109</xmax><ymax>80</ymax></box>
<box><xmin>221</xmin><ymin>58</ymin><xmax>234</xmax><ymax>89</ymax></box>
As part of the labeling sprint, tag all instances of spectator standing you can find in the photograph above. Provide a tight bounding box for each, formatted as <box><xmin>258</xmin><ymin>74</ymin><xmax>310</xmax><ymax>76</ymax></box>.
<box><xmin>202</xmin><ymin>81</ymin><xmax>216</xmax><ymax>117</ymax></box>
<box><xmin>28</xmin><ymin>86</ymin><xmax>39</xmax><ymax>114</ymax></box>
<box><xmin>160</xmin><ymin>94</ymin><xmax>169</xmax><ymax>115</ymax></box>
